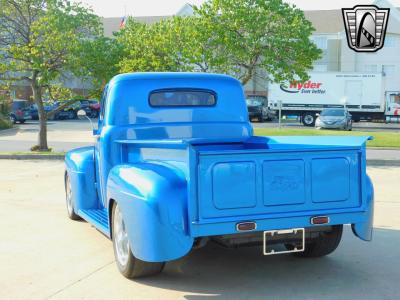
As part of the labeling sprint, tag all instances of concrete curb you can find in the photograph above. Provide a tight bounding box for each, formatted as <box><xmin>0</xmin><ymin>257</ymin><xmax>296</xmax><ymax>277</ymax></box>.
<box><xmin>366</xmin><ymin>160</ymin><xmax>400</xmax><ymax>167</ymax></box>
<box><xmin>0</xmin><ymin>154</ymin><xmax>65</xmax><ymax>160</ymax></box>
<box><xmin>368</xmin><ymin>147</ymin><xmax>400</xmax><ymax>151</ymax></box>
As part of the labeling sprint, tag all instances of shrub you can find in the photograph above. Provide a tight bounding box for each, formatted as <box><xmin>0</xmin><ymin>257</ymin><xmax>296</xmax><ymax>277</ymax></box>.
<box><xmin>0</xmin><ymin>116</ymin><xmax>12</xmax><ymax>130</ymax></box>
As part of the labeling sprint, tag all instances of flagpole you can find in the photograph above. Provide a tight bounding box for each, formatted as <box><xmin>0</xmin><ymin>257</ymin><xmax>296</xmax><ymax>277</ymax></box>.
<box><xmin>119</xmin><ymin>4</ymin><xmax>128</xmax><ymax>29</ymax></box>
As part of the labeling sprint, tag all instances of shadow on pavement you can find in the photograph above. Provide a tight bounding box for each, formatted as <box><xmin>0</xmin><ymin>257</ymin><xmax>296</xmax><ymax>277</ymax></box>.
<box><xmin>137</xmin><ymin>227</ymin><xmax>400</xmax><ymax>299</ymax></box>
<box><xmin>0</xmin><ymin>126</ymin><xmax>19</xmax><ymax>137</ymax></box>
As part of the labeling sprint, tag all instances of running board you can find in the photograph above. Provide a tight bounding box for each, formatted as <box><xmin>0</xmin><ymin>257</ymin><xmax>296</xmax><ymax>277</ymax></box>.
<box><xmin>79</xmin><ymin>208</ymin><xmax>110</xmax><ymax>237</ymax></box>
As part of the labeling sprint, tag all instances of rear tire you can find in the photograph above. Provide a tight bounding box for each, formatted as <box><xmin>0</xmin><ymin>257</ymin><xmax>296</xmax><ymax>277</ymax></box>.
<box><xmin>286</xmin><ymin>225</ymin><xmax>343</xmax><ymax>258</ymax></box>
<box><xmin>111</xmin><ymin>203</ymin><xmax>165</xmax><ymax>279</ymax></box>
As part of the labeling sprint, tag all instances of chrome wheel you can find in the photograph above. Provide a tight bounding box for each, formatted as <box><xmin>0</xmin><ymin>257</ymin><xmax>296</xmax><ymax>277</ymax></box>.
<box><xmin>65</xmin><ymin>175</ymin><xmax>74</xmax><ymax>215</ymax></box>
<box><xmin>303</xmin><ymin>114</ymin><xmax>315</xmax><ymax>126</ymax></box>
<box><xmin>114</xmin><ymin>205</ymin><xmax>130</xmax><ymax>267</ymax></box>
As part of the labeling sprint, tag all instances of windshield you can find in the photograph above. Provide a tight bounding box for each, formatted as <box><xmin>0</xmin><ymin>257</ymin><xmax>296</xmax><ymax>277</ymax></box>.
<box><xmin>246</xmin><ymin>99</ymin><xmax>263</xmax><ymax>106</ymax></box>
<box><xmin>320</xmin><ymin>109</ymin><xmax>345</xmax><ymax>117</ymax></box>
<box><xmin>389</xmin><ymin>93</ymin><xmax>400</xmax><ymax>105</ymax></box>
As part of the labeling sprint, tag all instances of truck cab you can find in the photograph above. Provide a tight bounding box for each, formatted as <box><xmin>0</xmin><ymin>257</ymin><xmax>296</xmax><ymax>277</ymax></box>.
<box><xmin>65</xmin><ymin>73</ymin><xmax>374</xmax><ymax>279</ymax></box>
<box><xmin>385</xmin><ymin>91</ymin><xmax>400</xmax><ymax>119</ymax></box>
<box><xmin>246</xmin><ymin>95</ymin><xmax>275</xmax><ymax>122</ymax></box>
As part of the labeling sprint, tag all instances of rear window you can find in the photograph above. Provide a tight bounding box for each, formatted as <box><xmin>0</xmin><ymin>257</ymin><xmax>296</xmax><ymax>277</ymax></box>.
<box><xmin>149</xmin><ymin>89</ymin><xmax>216</xmax><ymax>107</ymax></box>
<box><xmin>12</xmin><ymin>101</ymin><xmax>28</xmax><ymax>110</ymax></box>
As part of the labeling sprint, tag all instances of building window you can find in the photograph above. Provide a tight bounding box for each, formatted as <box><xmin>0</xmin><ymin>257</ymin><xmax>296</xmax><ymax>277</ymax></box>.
<box><xmin>383</xmin><ymin>65</ymin><xmax>396</xmax><ymax>76</ymax></box>
<box><xmin>385</xmin><ymin>36</ymin><xmax>396</xmax><ymax>47</ymax></box>
<box><xmin>312</xmin><ymin>36</ymin><xmax>327</xmax><ymax>50</ymax></box>
<box><xmin>313</xmin><ymin>64</ymin><xmax>328</xmax><ymax>72</ymax></box>
<box><xmin>364</xmin><ymin>64</ymin><xmax>378</xmax><ymax>73</ymax></box>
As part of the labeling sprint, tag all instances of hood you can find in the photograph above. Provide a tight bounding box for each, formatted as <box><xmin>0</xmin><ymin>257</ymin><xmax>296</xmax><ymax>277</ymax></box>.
<box><xmin>319</xmin><ymin>116</ymin><xmax>346</xmax><ymax>122</ymax></box>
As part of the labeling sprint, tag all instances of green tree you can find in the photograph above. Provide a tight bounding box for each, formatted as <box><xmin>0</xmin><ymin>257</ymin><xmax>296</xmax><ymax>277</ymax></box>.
<box><xmin>117</xmin><ymin>16</ymin><xmax>226</xmax><ymax>73</ymax></box>
<box><xmin>194</xmin><ymin>0</ymin><xmax>321</xmax><ymax>85</ymax></box>
<box><xmin>0</xmin><ymin>0</ymin><xmax>102</xmax><ymax>150</ymax></box>
<box><xmin>44</xmin><ymin>85</ymin><xmax>76</xmax><ymax>102</ymax></box>
<box><xmin>118</xmin><ymin>18</ymin><xmax>189</xmax><ymax>73</ymax></box>
<box><xmin>118</xmin><ymin>1</ymin><xmax>320</xmax><ymax>86</ymax></box>
<box><xmin>74</xmin><ymin>36</ymin><xmax>123</xmax><ymax>98</ymax></box>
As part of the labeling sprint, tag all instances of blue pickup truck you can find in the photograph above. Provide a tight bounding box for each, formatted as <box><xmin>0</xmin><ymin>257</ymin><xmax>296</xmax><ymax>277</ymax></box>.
<box><xmin>65</xmin><ymin>73</ymin><xmax>374</xmax><ymax>279</ymax></box>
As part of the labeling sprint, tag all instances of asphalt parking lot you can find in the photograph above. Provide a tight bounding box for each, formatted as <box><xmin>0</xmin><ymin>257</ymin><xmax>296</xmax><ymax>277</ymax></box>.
<box><xmin>0</xmin><ymin>160</ymin><xmax>399</xmax><ymax>300</ymax></box>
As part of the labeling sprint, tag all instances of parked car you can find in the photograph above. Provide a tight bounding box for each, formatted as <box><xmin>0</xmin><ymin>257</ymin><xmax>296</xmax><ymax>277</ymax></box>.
<box><xmin>315</xmin><ymin>108</ymin><xmax>353</xmax><ymax>131</ymax></box>
<box><xmin>57</xmin><ymin>99</ymin><xmax>98</xmax><ymax>119</ymax></box>
<box><xmin>54</xmin><ymin>101</ymin><xmax>77</xmax><ymax>120</ymax></box>
<box><xmin>50</xmin><ymin>99</ymin><xmax>89</xmax><ymax>120</ymax></box>
<box><xmin>9</xmin><ymin>99</ymin><xmax>31</xmax><ymax>124</ymax></box>
<box><xmin>65</xmin><ymin>73</ymin><xmax>374</xmax><ymax>279</ymax></box>
<box><xmin>29</xmin><ymin>103</ymin><xmax>56</xmax><ymax>120</ymax></box>
<box><xmin>88</xmin><ymin>100</ymin><xmax>100</xmax><ymax>118</ymax></box>
<box><xmin>28</xmin><ymin>104</ymin><xmax>39</xmax><ymax>120</ymax></box>
<box><xmin>40</xmin><ymin>101</ymin><xmax>62</xmax><ymax>120</ymax></box>
<box><xmin>246</xmin><ymin>95</ymin><xmax>274</xmax><ymax>122</ymax></box>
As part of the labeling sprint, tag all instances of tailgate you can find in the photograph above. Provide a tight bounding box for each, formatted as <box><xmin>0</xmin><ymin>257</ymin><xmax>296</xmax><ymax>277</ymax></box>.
<box><xmin>197</xmin><ymin>149</ymin><xmax>363</xmax><ymax>220</ymax></box>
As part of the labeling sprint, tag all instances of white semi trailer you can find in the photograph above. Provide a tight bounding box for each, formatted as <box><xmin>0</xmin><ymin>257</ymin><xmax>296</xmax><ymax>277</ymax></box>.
<box><xmin>268</xmin><ymin>72</ymin><xmax>400</xmax><ymax>126</ymax></box>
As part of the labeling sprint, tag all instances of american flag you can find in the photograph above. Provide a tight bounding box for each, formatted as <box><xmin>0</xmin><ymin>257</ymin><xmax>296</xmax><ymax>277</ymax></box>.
<box><xmin>119</xmin><ymin>16</ymin><xmax>127</xmax><ymax>29</ymax></box>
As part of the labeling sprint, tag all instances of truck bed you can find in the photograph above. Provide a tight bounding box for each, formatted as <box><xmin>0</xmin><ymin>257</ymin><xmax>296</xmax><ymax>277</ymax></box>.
<box><xmin>189</xmin><ymin>136</ymin><xmax>370</xmax><ymax>236</ymax></box>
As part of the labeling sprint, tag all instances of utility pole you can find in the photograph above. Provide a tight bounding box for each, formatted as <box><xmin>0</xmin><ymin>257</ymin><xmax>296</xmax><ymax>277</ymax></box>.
<box><xmin>278</xmin><ymin>100</ymin><xmax>282</xmax><ymax>129</ymax></box>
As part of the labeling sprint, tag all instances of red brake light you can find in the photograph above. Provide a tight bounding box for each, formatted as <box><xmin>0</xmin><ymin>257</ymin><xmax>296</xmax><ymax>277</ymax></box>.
<box><xmin>310</xmin><ymin>216</ymin><xmax>330</xmax><ymax>225</ymax></box>
<box><xmin>236</xmin><ymin>222</ymin><xmax>257</xmax><ymax>231</ymax></box>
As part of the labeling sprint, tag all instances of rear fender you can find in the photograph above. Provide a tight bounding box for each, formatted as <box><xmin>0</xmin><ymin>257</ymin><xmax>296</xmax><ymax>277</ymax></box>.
<box><xmin>107</xmin><ymin>163</ymin><xmax>193</xmax><ymax>262</ymax></box>
<box><xmin>65</xmin><ymin>147</ymin><xmax>98</xmax><ymax>212</ymax></box>
<box><xmin>352</xmin><ymin>175</ymin><xmax>374</xmax><ymax>241</ymax></box>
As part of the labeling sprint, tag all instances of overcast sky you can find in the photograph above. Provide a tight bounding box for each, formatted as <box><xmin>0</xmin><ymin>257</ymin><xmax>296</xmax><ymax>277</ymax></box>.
<box><xmin>76</xmin><ymin>0</ymin><xmax>400</xmax><ymax>17</ymax></box>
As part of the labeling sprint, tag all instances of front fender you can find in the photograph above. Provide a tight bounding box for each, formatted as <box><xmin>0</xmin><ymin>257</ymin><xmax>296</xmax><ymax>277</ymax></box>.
<box><xmin>352</xmin><ymin>174</ymin><xmax>374</xmax><ymax>241</ymax></box>
<box><xmin>65</xmin><ymin>147</ymin><xmax>97</xmax><ymax>211</ymax></box>
<box><xmin>107</xmin><ymin>163</ymin><xmax>193</xmax><ymax>262</ymax></box>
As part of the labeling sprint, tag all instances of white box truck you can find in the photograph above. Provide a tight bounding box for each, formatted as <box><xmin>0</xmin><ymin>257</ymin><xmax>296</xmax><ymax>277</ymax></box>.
<box><xmin>268</xmin><ymin>72</ymin><xmax>400</xmax><ymax>126</ymax></box>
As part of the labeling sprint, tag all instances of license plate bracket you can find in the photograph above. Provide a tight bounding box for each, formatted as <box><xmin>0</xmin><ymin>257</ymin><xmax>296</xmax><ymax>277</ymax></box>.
<box><xmin>263</xmin><ymin>228</ymin><xmax>305</xmax><ymax>255</ymax></box>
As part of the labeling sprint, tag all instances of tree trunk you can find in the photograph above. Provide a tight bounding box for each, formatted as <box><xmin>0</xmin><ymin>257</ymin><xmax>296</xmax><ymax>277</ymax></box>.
<box><xmin>240</xmin><ymin>67</ymin><xmax>254</xmax><ymax>86</ymax></box>
<box><xmin>31</xmin><ymin>72</ymin><xmax>49</xmax><ymax>151</ymax></box>
<box><xmin>241</xmin><ymin>73</ymin><xmax>253</xmax><ymax>86</ymax></box>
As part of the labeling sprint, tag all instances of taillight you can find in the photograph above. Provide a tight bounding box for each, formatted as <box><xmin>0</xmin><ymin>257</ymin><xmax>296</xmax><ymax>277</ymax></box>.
<box><xmin>310</xmin><ymin>216</ymin><xmax>330</xmax><ymax>225</ymax></box>
<box><xmin>236</xmin><ymin>221</ymin><xmax>257</xmax><ymax>231</ymax></box>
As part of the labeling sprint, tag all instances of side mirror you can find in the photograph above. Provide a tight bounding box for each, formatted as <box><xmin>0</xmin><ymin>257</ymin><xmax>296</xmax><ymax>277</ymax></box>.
<box><xmin>77</xmin><ymin>109</ymin><xmax>96</xmax><ymax>134</ymax></box>
<box><xmin>77</xmin><ymin>109</ymin><xmax>87</xmax><ymax>120</ymax></box>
